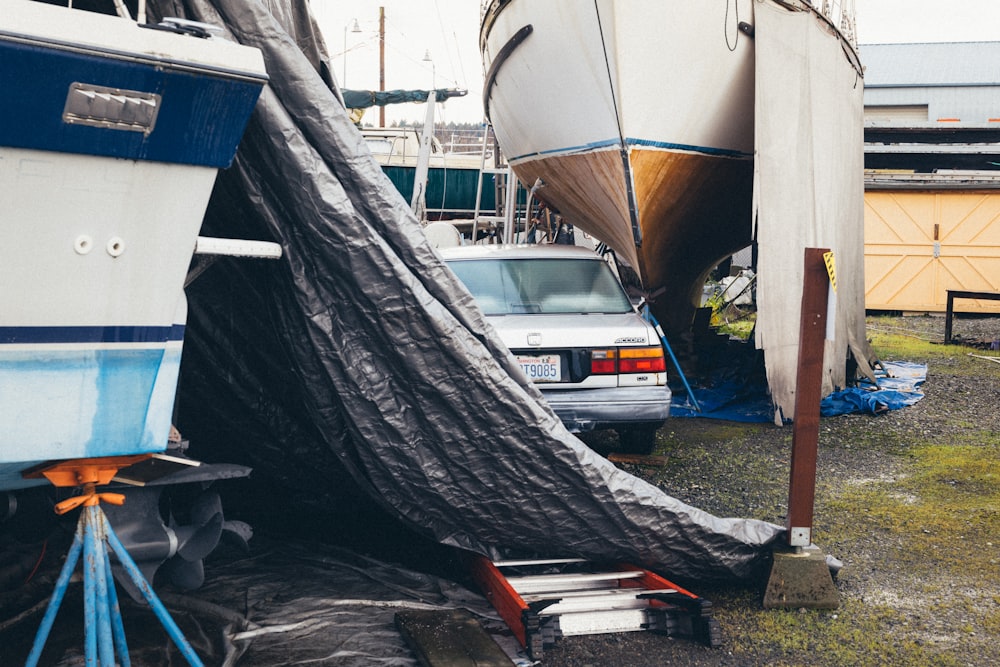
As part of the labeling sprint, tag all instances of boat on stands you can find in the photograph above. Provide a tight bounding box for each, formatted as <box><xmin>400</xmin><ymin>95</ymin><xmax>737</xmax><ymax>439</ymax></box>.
<box><xmin>340</xmin><ymin>87</ymin><xmax>498</xmax><ymax>222</ymax></box>
<box><xmin>362</xmin><ymin>125</ymin><xmax>494</xmax><ymax>220</ymax></box>
<box><xmin>479</xmin><ymin>0</ymin><xmax>858</xmax><ymax>337</ymax></box>
<box><xmin>0</xmin><ymin>0</ymin><xmax>268</xmax><ymax>490</ymax></box>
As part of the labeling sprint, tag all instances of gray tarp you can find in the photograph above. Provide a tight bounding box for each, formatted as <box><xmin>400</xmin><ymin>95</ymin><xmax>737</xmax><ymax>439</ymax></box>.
<box><xmin>158</xmin><ymin>0</ymin><xmax>783</xmax><ymax>584</ymax></box>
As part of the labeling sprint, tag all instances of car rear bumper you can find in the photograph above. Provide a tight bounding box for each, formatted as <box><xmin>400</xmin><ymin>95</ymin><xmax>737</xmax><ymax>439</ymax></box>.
<box><xmin>539</xmin><ymin>385</ymin><xmax>672</xmax><ymax>433</ymax></box>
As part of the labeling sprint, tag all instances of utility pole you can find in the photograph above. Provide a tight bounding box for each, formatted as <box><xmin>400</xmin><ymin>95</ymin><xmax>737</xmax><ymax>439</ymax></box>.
<box><xmin>379</xmin><ymin>6</ymin><xmax>386</xmax><ymax>127</ymax></box>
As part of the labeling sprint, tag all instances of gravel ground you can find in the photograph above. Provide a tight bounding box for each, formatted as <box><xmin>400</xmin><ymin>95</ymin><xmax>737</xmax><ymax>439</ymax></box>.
<box><xmin>544</xmin><ymin>313</ymin><xmax>1000</xmax><ymax>667</ymax></box>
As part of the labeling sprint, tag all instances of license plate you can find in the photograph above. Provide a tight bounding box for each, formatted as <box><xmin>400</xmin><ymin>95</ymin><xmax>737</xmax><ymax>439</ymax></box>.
<box><xmin>516</xmin><ymin>354</ymin><xmax>561</xmax><ymax>382</ymax></box>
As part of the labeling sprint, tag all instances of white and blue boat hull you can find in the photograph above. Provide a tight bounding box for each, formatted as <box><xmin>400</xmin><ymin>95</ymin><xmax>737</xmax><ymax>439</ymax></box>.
<box><xmin>0</xmin><ymin>1</ymin><xmax>267</xmax><ymax>490</ymax></box>
<box><xmin>0</xmin><ymin>326</ymin><xmax>184</xmax><ymax>489</ymax></box>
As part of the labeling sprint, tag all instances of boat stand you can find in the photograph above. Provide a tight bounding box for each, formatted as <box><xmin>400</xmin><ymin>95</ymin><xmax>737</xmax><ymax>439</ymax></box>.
<box><xmin>22</xmin><ymin>457</ymin><xmax>205</xmax><ymax>667</ymax></box>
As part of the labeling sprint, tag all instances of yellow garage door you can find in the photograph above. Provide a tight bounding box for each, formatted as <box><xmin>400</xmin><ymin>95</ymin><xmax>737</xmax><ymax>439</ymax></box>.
<box><xmin>865</xmin><ymin>190</ymin><xmax>1000</xmax><ymax>312</ymax></box>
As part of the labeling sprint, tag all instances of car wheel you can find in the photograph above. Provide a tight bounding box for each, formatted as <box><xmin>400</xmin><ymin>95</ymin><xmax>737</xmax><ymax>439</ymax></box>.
<box><xmin>616</xmin><ymin>426</ymin><xmax>659</xmax><ymax>455</ymax></box>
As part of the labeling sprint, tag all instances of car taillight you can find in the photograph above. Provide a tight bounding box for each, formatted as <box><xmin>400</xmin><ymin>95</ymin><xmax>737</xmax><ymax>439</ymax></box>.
<box><xmin>590</xmin><ymin>349</ymin><xmax>616</xmax><ymax>374</ymax></box>
<box><xmin>618</xmin><ymin>346</ymin><xmax>666</xmax><ymax>373</ymax></box>
<box><xmin>591</xmin><ymin>347</ymin><xmax>665</xmax><ymax>374</ymax></box>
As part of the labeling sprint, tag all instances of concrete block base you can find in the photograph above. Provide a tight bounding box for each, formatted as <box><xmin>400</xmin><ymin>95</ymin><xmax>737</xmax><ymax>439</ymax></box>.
<box><xmin>763</xmin><ymin>544</ymin><xmax>840</xmax><ymax>609</ymax></box>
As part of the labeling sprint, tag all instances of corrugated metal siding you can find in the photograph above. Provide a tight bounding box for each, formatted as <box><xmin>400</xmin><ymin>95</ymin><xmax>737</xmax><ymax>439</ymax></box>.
<box><xmin>864</xmin><ymin>191</ymin><xmax>1000</xmax><ymax>312</ymax></box>
<box><xmin>861</xmin><ymin>42</ymin><xmax>1000</xmax><ymax>123</ymax></box>
<box><xmin>865</xmin><ymin>87</ymin><xmax>1000</xmax><ymax>123</ymax></box>
<box><xmin>860</xmin><ymin>42</ymin><xmax>1000</xmax><ymax>87</ymax></box>
<box><xmin>864</xmin><ymin>104</ymin><xmax>928</xmax><ymax>123</ymax></box>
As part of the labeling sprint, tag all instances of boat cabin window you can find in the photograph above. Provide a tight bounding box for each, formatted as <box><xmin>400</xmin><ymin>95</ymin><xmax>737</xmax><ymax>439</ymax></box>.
<box><xmin>366</xmin><ymin>138</ymin><xmax>394</xmax><ymax>156</ymax></box>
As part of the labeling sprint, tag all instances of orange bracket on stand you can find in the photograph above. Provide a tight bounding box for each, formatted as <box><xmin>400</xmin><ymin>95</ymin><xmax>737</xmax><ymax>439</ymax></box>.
<box><xmin>22</xmin><ymin>455</ymin><xmax>153</xmax><ymax>512</ymax></box>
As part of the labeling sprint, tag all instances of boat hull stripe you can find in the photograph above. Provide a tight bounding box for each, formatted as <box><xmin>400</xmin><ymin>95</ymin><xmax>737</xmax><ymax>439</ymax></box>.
<box><xmin>625</xmin><ymin>138</ymin><xmax>752</xmax><ymax>158</ymax></box>
<box><xmin>509</xmin><ymin>138</ymin><xmax>752</xmax><ymax>163</ymax></box>
<box><xmin>0</xmin><ymin>325</ymin><xmax>185</xmax><ymax>345</ymax></box>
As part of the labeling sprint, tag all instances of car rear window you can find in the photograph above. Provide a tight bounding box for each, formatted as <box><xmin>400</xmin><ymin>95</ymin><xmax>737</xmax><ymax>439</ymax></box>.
<box><xmin>447</xmin><ymin>257</ymin><xmax>633</xmax><ymax>315</ymax></box>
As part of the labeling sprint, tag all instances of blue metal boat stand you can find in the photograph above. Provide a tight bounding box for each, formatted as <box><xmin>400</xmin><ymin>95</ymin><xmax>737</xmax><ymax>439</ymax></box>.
<box><xmin>641</xmin><ymin>307</ymin><xmax>702</xmax><ymax>412</ymax></box>
<box><xmin>21</xmin><ymin>458</ymin><xmax>205</xmax><ymax>667</ymax></box>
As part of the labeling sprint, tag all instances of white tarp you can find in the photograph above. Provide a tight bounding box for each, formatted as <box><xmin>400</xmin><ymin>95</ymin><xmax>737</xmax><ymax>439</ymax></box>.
<box><xmin>753</xmin><ymin>0</ymin><xmax>874</xmax><ymax>422</ymax></box>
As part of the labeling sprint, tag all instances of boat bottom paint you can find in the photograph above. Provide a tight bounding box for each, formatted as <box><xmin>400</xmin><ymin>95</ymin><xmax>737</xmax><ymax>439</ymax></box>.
<box><xmin>0</xmin><ymin>344</ymin><xmax>181</xmax><ymax>489</ymax></box>
<box><xmin>509</xmin><ymin>146</ymin><xmax>754</xmax><ymax>334</ymax></box>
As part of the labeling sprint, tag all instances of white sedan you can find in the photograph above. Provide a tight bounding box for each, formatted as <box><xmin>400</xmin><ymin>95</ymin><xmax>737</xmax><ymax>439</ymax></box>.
<box><xmin>441</xmin><ymin>244</ymin><xmax>671</xmax><ymax>454</ymax></box>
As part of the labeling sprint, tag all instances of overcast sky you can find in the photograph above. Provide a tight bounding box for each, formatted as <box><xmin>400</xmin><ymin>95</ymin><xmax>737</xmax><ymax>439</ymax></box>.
<box><xmin>309</xmin><ymin>0</ymin><xmax>1000</xmax><ymax>126</ymax></box>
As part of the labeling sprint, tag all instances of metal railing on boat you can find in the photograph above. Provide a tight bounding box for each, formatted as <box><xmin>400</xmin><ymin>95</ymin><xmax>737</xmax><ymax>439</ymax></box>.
<box><xmin>471</xmin><ymin>123</ymin><xmax>518</xmax><ymax>244</ymax></box>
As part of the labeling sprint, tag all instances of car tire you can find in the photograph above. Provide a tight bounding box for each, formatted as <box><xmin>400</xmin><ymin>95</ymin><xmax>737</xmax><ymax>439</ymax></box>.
<box><xmin>617</xmin><ymin>426</ymin><xmax>659</xmax><ymax>455</ymax></box>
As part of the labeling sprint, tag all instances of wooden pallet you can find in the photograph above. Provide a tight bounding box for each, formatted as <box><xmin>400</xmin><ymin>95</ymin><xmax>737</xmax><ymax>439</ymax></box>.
<box><xmin>395</xmin><ymin>608</ymin><xmax>513</xmax><ymax>667</ymax></box>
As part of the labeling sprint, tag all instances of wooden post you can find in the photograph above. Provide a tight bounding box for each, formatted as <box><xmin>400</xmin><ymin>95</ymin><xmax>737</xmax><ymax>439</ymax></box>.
<box><xmin>786</xmin><ymin>247</ymin><xmax>830</xmax><ymax>548</ymax></box>
<box><xmin>945</xmin><ymin>290</ymin><xmax>956</xmax><ymax>344</ymax></box>
<box><xmin>764</xmin><ymin>248</ymin><xmax>839</xmax><ymax>609</ymax></box>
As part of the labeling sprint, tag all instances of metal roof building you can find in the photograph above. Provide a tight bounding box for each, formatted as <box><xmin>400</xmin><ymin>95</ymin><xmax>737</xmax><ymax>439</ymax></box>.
<box><xmin>861</xmin><ymin>42</ymin><xmax>1000</xmax><ymax>124</ymax></box>
<box><xmin>860</xmin><ymin>42</ymin><xmax>1000</xmax><ymax>171</ymax></box>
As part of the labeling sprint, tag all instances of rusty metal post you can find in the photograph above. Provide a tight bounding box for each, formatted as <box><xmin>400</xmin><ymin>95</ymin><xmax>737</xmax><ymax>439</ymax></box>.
<box><xmin>785</xmin><ymin>247</ymin><xmax>830</xmax><ymax>547</ymax></box>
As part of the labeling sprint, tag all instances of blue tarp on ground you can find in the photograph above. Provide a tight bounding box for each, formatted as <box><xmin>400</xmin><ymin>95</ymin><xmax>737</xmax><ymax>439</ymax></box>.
<box><xmin>820</xmin><ymin>361</ymin><xmax>926</xmax><ymax>416</ymax></box>
<box><xmin>671</xmin><ymin>361</ymin><xmax>927</xmax><ymax>422</ymax></box>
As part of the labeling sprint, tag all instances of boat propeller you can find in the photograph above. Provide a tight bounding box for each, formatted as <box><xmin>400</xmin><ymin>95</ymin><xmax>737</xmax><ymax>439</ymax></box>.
<box><xmin>101</xmin><ymin>482</ymin><xmax>250</xmax><ymax>601</ymax></box>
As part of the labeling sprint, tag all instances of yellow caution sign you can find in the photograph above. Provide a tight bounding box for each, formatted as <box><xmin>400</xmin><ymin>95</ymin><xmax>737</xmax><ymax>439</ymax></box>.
<box><xmin>823</xmin><ymin>251</ymin><xmax>837</xmax><ymax>293</ymax></box>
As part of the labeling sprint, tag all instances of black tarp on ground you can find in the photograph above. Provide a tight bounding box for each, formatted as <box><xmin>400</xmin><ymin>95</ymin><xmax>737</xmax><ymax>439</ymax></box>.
<box><xmin>157</xmin><ymin>0</ymin><xmax>783</xmax><ymax>584</ymax></box>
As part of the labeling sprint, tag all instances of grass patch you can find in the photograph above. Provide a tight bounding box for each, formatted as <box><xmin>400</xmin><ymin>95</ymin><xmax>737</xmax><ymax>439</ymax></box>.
<box><xmin>710</xmin><ymin>590</ymin><xmax>958</xmax><ymax>667</ymax></box>
<box><xmin>824</xmin><ymin>436</ymin><xmax>999</xmax><ymax>576</ymax></box>
<box><xmin>867</xmin><ymin>320</ymin><xmax>1000</xmax><ymax>377</ymax></box>
<box><xmin>855</xmin><ymin>325</ymin><xmax>999</xmax><ymax>578</ymax></box>
<box><xmin>717</xmin><ymin>313</ymin><xmax>756</xmax><ymax>340</ymax></box>
<box><xmin>817</xmin><ymin>435</ymin><xmax>999</xmax><ymax>664</ymax></box>
<box><xmin>869</xmin><ymin>330</ymin><xmax>964</xmax><ymax>362</ymax></box>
